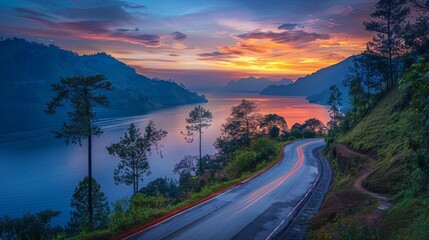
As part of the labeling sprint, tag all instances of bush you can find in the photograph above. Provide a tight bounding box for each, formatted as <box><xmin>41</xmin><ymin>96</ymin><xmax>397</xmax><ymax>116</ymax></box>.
<box><xmin>302</xmin><ymin>129</ymin><xmax>317</xmax><ymax>138</ymax></box>
<box><xmin>0</xmin><ymin>210</ymin><xmax>62</xmax><ymax>240</ymax></box>
<box><xmin>139</xmin><ymin>177</ymin><xmax>179</xmax><ymax>199</ymax></box>
<box><xmin>291</xmin><ymin>129</ymin><xmax>303</xmax><ymax>139</ymax></box>
<box><xmin>225</xmin><ymin>150</ymin><xmax>257</xmax><ymax>178</ymax></box>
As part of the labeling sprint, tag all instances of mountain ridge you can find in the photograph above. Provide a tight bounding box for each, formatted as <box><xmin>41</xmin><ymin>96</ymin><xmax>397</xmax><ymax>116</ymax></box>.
<box><xmin>0</xmin><ymin>38</ymin><xmax>207</xmax><ymax>133</ymax></box>
<box><xmin>222</xmin><ymin>76</ymin><xmax>292</xmax><ymax>93</ymax></box>
<box><xmin>260</xmin><ymin>55</ymin><xmax>359</xmax><ymax>107</ymax></box>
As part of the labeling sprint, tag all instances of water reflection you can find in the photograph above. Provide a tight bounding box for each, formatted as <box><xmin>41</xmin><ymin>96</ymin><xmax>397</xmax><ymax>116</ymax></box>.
<box><xmin>0</xmin><ymin>93</ymin><xmax>329</xmax><ymax>225</ymax></box>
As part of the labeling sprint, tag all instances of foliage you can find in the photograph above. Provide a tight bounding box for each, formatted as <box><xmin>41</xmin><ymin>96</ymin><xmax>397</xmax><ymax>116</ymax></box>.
<box><xmin>404</xmin><ymin>1</ymin><xmax>429</xmax><ymax>53</ymax></box>
<box><xmin>181</xmin><ymin>105</ymin><xmax>213</xmax><ymax>175</ymax></box>
<box><xmin>107</xmin><ymin>122</ymin><xmax>167</xmax><ymax>194</ymax></box>
<box><xmin>0</xmin><ymin>210</ymin><xmax>62</xmax><ymax>240</ymax></box>
<box><xmin>400</xmin><ymin>55</ymin><xmax>429</xmax><ymax>132</ymax></box>
<box><xmin>174</xmin><ymin>155</ymin><xmax>199</xmax><ymax>176</ymax></box>
<box><xmin>45</xmin><ymin>74</ymin><xmax>113</xmax><ymax>145</ymax></box>
<box><xmin>364</xmin><ymin>0</ymin><xmax>409</xmax><ymax>87</ymax></box>
<box><xmin>221</xmin><ymin>99</ymin><xmax>262</xmax><ymax>146</ymax></box>
<box><xmin>327</xmin><ymin>85</ymin><xmax>343</xmax><ymax>143</ymax></box>
<box><xmin>67</xmin><ymin>177</ymin><xmax>110</xmax><ymax>233</ymax></box>
<box><xmin>302</xmin><ymin>118</ymin><xmax>327</xmax><ymax>136</ymax></box>
<box><xmin>139</xmin><ymin>177</ymin><xmax>179</xmax><ymax>199</ymax></box>
<box><xmin>260</xmin><ymin>114</ymin><xmax>288</xmax><ymax>138</ymax></box>
<box><xmin>45</xmin><ymin>74</ymin><xmax>113</xmax><ymax>230</ymax></box>
<box><xmin>225</xmin><ymin>138</ymin><xmax>279</xmax><ymax>178</ymax></box>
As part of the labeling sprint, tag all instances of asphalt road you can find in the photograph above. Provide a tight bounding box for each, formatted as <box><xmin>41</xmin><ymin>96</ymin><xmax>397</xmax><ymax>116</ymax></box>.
<box><xmin>126</xmin><ymin>139</ymin><xmax>326</xmax><ymax>240</ymax></box>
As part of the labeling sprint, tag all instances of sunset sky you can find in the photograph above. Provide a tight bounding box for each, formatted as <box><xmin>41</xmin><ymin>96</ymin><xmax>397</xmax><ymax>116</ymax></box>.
<box><xmin>0</xmin><ymin>0</ymin><xmax>375</xmax><ymax>89</ymax></box>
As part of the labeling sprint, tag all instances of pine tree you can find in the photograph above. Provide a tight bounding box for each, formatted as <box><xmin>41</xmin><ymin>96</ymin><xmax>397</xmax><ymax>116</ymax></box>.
<box><xmin>364</xmin><ymin>0</ymin><xmax>409</xmax><ymax>88</ymax></box>
<box><xmin>107</xmin><ymin>122</ymin><xmax>167</xmax><ymax>194</ymax></box>
<box><xmin>67</xmin><ymin>177</ymin><xmax>109</xmax><ymax>233</ymax></box>
<box><xmin>181</xmin><ymin>106</ymin><xmax>213</xmax><ymax>175</ymax></box>
<box><xmin>45</xmin><ymin>75</ymin><xmax>113</xmax><ymax>230</ymax></box>
<box><xmin>327</xmin><ymin>85</ymin><xmax>342</xmax><ymax>137</ymax></box>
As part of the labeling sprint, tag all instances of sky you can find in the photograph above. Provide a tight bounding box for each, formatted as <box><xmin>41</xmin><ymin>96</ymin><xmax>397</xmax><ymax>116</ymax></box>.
<box><xmin>0</xmin><ymin>0</ymin><xmax>376</xmax><ymax>90</ymax></box>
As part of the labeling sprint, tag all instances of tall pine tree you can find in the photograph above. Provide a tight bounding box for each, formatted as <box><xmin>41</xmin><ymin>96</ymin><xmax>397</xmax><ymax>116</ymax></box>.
<box><xmin>364</xmin><ymin>0</ymin><xmax>409</xmax><ymax>88</ymax></box>
<box><xmin>45</xmin><ymin>75</ymin><xmax>113</xmax><ymax>230</ymax></box>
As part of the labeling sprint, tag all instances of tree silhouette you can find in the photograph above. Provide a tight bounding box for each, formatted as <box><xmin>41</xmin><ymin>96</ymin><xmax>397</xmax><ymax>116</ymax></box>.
<box><xmin>181</xmin><ymin>105</ymin><xmax>213</xmax><ymax>175</ymax></box>
<box><xmin>327</xmin><ymin>85</ymin><xmax>342</xmax><ymax>132</ymax></box>
<box><xmin>45</xmin><ymin>74</ymin><xmax>113</xmax><ymax>230</ymax></box>
<box><xmin>67</xmin><ymin>177</ymin><xmax>109</xmax><ymax>233</ymax></box>
<box><xmin>107</xmin><ymin>122</ymin><xmax>167</xmax><ymax>194</ymax></box>
<box><xmin>364</xmin><ymin>0</ymin><xmax>409</xmax><ymax>88</ymax></box>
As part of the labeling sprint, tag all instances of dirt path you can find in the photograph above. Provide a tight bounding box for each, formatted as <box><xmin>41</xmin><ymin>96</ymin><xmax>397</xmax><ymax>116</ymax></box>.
<box><xmin>337</xmin><ymin>144</ymin><xmax>391</xmax><ymax>215</ymax></box>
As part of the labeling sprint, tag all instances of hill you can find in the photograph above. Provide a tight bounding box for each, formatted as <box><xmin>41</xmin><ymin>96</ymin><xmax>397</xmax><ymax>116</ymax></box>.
<box><xmin>223</xmin><ymin>77</ymin><xmax>292</xmax><ymax>93</ymax></box>
<box><xmin>0</xmin><ymin>38</ymin><xmax>206</xmax><ymax>133</ymax></box>
<box><xmin>261</xmin><ymin>56</ymin><xmax>358</xmax><ymax>107</ymax></box>
<box><xmin>307</xmin><ymin>88</ymin><xmax>428</xmax><ymax>239</ymax></box>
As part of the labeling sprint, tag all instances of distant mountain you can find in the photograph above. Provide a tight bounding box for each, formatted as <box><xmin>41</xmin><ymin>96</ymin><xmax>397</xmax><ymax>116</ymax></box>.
<box><xmin>261</xmin><ymin>56</ymin><xmax>358</xmax><ymax>107</ymax></box>
<box><xmin>0</xmin><ymin>38</ymin><xmax>207</xmax><ymax>133</ymax></box>
<box><xmin>223</xmin><ymin>77</ymin><xmax>292</xmax><ymax>93</ymax></box>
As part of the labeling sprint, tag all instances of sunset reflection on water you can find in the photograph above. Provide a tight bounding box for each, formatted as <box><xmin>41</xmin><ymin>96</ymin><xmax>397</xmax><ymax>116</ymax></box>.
<box><xmin>0</xmin><ymin>92</ymin><xmax>329</xmax><ymax>225</ymax></box>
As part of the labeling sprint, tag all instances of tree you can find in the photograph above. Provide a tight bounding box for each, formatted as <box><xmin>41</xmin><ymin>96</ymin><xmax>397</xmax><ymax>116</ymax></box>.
<box><xmin>400</xmin><ymin>55</ymin><xmax>429</xmax><ymax>135</ymax></box>
<box><xmin>260</xmin><ymin>114</ymin><xmax>288</xmax><ymax>138</ymax></box>
<box><xmin>139</xmin><ymin>177</ymin><xmax>179</xmax><ymax>199</ymax></box>
<box><xmin>327</xmin><ymin>85</ymin><xmax>342</xmax><ymax>132</ymax></box>
<box><xmin>45</xmin><ymin>74</ymin><xmax>113</xmax><ymax>230</ymax></box>
<box><xmin>174</xmin><ymin>155</ymin><xmax>199</xmax><ymax>176</ymax></box>
<box><xmin>404</xmin><ymin>1</ymin><xmax>429</xmax><ymax>54</ymax></box>
<box><xmin>302</xmin><ymin>118</ymin><xmax>327</xmax><ymax>136</ymax></box>
<box><xmin>67</xmin><ymin>177</ymin><xmax>109</xmax><ymax>233</ymax></box>
<box><xmin>221</xmin><ymin>99</ymin><xmax>262</xmax><ymax>146</ymax></box>
<box><xmin>0</xmin><ymin>210</ymin><xmax>62</xmax><ymax>240</ymax></box>
<box><xmin>107</xmin><ymin>122</ymin><xmax>167</xmax><ymax>194</ymax></box>
<box><xmin>181</xmin><ymin>106</ymin><xmax>213</xmax><ymax>175</ymax></box>
<box><xmin>364</xmin><ymin>0</ymin><xmax>409</xmax><ymax>88</ymax></box>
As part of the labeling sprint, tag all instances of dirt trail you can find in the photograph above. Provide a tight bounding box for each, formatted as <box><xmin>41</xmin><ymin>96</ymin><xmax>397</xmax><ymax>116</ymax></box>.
<box><xmin>337</xmin><ymin>144</ymin><xmax>391</xmax><ymax>215</ymax></box>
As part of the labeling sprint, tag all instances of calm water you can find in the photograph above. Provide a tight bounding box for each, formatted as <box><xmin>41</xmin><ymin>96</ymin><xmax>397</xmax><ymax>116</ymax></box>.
<box><xmin>0</xmin><ymin>93</ymin><xmax>329</xmax><ymax>225</ymax></box>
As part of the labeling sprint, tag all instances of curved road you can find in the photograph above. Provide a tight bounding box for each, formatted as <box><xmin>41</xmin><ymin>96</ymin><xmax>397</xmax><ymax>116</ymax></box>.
<box><xmin>126</xmin><ymin>139</ymin><xmax>326</xmax><ymax>240</ymax></box>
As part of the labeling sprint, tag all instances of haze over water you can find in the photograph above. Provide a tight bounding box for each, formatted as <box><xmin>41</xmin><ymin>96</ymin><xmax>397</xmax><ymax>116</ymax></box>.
<box><xmin>0</xmin><ymin>93</ymin><xmax>329</xmax><ymax>225</ymax></box>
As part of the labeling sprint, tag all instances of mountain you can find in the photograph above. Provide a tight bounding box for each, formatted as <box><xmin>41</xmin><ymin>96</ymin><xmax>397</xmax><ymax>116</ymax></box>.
<box><xmin>261</xmin><ymin>56</ymin><xmax>359</xmax><ymax>107</ymax></box>
<box><xmin>0</xmin><ymin>38</ymin><xmax>207</xmax><ymax>133</ymax></box>
<box><xmin>223</xmin><ymin>77</ymin><xmax>292</xmax><ymax>93</ymax></box>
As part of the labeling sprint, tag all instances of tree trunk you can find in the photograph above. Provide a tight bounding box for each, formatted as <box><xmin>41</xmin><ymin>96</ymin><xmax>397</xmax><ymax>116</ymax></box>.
<box><xmin>199</xmin><ymin>119</ymin><xmax>202</xmax><ymax>176</ymax></box>
<box><xmin>84</xmin><ymin>88</ymin><xmax>93</xmax><ymax>231</ymax></box>
<box><xmin>135</xmin><ymin>166</ymin><xmax>139</xmax><ymax>195</ymax></box>
<box><xmin>133</xmin><ymin>161</ymin><xmax>136</xmax><ymax>195</ymax></box>
<box><xmin>88</xmin><ymin>131</ymin><xmax>93</xmax><ymax>231</ymax></box>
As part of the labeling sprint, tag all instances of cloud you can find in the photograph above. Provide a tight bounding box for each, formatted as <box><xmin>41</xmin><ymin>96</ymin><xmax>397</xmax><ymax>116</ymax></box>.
<box><xmin>6</xmin><ymin>2</ymin><xmax>185</xmax><ymax>47</ymax></box>
<box><xmin>198</xmin><ymin>51</ymin><xmax>242</xmax><ymax>59</ymax></box>
<box><xmin>116</xmin><ymin>28</ymin><xmax>140</xmax><ymax>32</ymax></box>
<box><xmin>171</xmin><ymin>31</ymin><xmax>187</xmax><ymax>41</ymax></box>
<box><xmin>237</xmin><ymin>30</ymin><xmax>330</xmax><ymax>43</ymax></box>
<box><xmin>277</xmin><ymin>23</ymin><xmax>302</xmax><ymax>30</ymax></box>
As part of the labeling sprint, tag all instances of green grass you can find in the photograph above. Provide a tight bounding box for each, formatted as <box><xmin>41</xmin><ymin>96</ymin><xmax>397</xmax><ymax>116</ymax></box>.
<box><xmin>308</xmin><ymin>88</ymin><xmax>429</xmax><ymax>239</ymax></box>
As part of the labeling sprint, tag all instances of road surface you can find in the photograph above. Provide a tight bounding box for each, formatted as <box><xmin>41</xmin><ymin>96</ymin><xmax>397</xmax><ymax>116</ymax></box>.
<box><xmin>126</xmin><ymin>139</ymin><xmax>326</xmax><ymax>240</ymax></box>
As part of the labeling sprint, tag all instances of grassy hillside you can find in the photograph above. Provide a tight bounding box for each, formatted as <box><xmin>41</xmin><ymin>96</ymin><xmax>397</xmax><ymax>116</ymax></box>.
<box><xmin>307</xmin><ymin>88</ymin><xmax>429</xmax><ymax>239</ymax></box>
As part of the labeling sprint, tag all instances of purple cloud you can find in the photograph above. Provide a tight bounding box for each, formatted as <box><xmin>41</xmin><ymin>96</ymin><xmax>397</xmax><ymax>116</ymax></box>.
<box><xmin>171</xmin><ymin>32</ymin><xmax>187</xmax><ymax>41</ymax></box>
<box><xmin>277</xmin><ymin>23</ymin><xmax>302</xmax><ymax>30</ymax></box>
<box><xmin>237</xmin><ymin>30</ymin><xmax>330</xmax><ymax>43</ymax></box>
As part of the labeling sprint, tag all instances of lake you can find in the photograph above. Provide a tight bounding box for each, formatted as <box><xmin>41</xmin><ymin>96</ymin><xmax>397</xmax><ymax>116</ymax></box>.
<box><xmin>0</xmin><ymin>93</ymin><xmax>329</xmax><ymax>225</ymax></box>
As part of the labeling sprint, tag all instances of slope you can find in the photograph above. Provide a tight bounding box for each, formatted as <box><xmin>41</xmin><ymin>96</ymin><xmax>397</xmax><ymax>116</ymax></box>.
<box><xmin>260</xmin><ymin>55</ymin><xmax>358</xmax><ymax>107</ymax></box>
<box><xmin>307</xmin><ymin>88</ymin><xmax>429</xmax><ymax>239</ymax></box>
